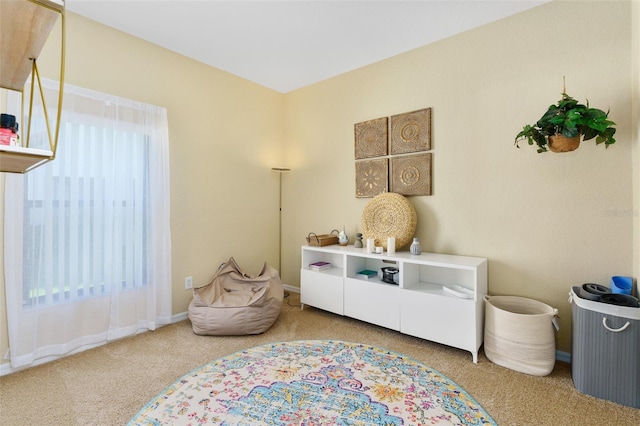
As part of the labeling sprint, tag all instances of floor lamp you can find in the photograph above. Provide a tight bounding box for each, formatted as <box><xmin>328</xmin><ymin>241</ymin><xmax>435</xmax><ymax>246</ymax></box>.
<box><xmin>272</xmin><ymin>167</ymin><xmax>290</xmax><ymax>292</ymax></box>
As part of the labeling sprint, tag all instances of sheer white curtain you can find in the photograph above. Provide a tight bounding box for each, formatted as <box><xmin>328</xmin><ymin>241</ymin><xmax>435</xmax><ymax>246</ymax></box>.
<box><xmin>4</xmin><ymin>79</ymin><xmax>172</xmax><ymax>370</ymax></box>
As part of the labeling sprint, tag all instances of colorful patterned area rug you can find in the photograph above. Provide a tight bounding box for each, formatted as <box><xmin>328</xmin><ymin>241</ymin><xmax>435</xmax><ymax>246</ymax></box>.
<box><xmin>129</xmin><ymin>340</ymin><xmax>496</xmax><ymax>425</ymax></box>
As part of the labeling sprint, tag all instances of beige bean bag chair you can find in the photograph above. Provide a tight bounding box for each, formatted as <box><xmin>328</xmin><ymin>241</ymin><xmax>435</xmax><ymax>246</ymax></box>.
<box><xmin>188</xmin><ymin>257</ymin><xmax>284</xmax><ymax>335</ymax></box>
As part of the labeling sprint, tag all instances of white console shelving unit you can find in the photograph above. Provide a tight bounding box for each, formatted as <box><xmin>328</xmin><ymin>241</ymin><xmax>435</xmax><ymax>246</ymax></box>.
<box><xmin>301</xmin><ymin>244</ymin><xmax>488</xmax><ymax>363</ymax></box>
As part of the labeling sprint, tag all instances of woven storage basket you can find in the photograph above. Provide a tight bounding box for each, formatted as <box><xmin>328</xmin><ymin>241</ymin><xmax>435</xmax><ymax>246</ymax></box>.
<box><xmin>484</xmin><ymin>295</ymin><xmax>558</xmax><ymax>376</ymax></box>
<box><xmin>360</xmin><ymin>192</ymin><xmax>417</xmax><ymax>249</ymax></box>
<box><xmin>305</xmin><ymin>232</ymin><xmax>338</xmax><ymax>247</ymax></box>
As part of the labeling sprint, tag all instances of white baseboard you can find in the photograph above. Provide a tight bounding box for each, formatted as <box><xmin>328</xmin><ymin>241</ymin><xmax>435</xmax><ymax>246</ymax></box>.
<box><xmin>283</xmin><ymin>284</ymin><xmax>300</xmax><ymax>294</ymax></box>
<box><xmin>172</xmin><ymin>312</ymin><xmax>188</xmax><ymax>322</ymax></box>
<box><xmin>0</xmin><ymin>362</ymin><xmax>13</xmax><ymax>376</ymax></box>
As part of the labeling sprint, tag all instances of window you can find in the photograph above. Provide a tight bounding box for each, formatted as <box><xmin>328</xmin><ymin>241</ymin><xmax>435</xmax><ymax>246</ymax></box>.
<box><xmin>21</xmin><ymin>129</ymin><xmax>151</xmax><ymax>306</ymax></box>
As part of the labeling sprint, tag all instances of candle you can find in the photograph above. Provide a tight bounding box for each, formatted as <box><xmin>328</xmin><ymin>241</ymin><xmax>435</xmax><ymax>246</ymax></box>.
<box><xmin>367</xmin><ymin>238</ymin><xmax>375</xmax><ymax>253</ymax></box>
<box><xmin>387</xmin><ymin>237</ymin><xmax>395</xmax><ymax>255</ymax></box>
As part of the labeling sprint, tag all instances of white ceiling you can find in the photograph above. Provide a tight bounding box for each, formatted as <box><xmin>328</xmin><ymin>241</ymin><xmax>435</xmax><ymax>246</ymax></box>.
<box><xmin>65</xmin><ymin>0</ymin><xmax>550</xmax><ymax>93</ymax></box>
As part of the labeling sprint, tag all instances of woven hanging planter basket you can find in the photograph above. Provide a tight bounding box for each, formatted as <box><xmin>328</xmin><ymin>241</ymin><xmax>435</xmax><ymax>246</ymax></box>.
<box><xmin>548</xmin><ymin>134</ymin><xmax>580</xmax><ymax>153</ymax></box>
<box><xmin>361</xmin><ymin>192</ymin><xmax>417</xmax><ymax>249</ymax></box>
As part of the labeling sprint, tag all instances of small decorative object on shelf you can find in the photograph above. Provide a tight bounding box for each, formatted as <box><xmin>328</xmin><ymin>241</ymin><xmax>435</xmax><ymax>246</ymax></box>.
<box><xmin>0</xmin><ymin>114</ymin><xmax>19</xmax><ymax>146</ymax></box>
<box><xmin>338</xmin><ymin>226</ymin><xmax>349</xmax><ymax>246</ymax></box>
<box><xmin>309</xmin><ymin>261</ymin><xmax>331</xmax><ymax>271</ymax></box>
<box><xmin>355</xmin><ymin>269</ymin><xmax>378</xmax><ymax>279</ymax></box>
<box><xmin>379</xmin><ymin>267</ymin><xmax>399</xmax><ymax>284</ymax></box>
<box><xmin>367</xmin><ymin>238</ymin><xmax>375</xmax><ymax>253</ymax></box>
<box><xmin>443</xmin><ymin>285</ymin><xmax>474</xmax><ymax>299</ymax></box>
<box><xmin>354</xmin><ymin>233</ymin><xmax>363</xmax><ymax>248</ymax></box>
<box><xmin>306</xmin><ymin>231</ymin><xmax>339</xmax><ymax>247</ymax></box>
<box><xmin>410</xmin><ymin>238</ymin><xmax>422</xmax><ymax>255</ymax></box>
<box><xmin>361</xmin><ymin>192</ymin><xmax>417</xmax><ymax>249</ymax></box>
<box><xmin>387</xmin><ymin>236</ymin><xmax>396</xmax><ymax>255</ymax></box>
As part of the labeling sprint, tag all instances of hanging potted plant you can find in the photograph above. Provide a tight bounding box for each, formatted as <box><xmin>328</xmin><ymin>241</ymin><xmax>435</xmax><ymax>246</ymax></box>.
<box><xmin>514</xmin><ymin>92</ymin><xmax>616</xmax><ymax>153</ymax></box>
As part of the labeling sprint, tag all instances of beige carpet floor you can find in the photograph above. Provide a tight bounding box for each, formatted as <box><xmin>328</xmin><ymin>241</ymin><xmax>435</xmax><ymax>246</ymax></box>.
<box><xmin>1</xmin><ymin>292</ymin><xmax>639</xmax><ymax>425</ymax></box>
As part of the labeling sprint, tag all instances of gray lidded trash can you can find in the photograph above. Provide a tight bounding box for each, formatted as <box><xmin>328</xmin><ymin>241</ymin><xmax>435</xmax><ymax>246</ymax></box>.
<box><xmin>570</xmin><ymin>287</ymin><xmax>640</xmax><ymax>408</ymax></box>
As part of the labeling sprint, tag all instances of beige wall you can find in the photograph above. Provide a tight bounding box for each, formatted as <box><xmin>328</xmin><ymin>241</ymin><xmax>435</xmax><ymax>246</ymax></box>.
<box><xmin>282</xmin><ymin>0</ymin><xmax>634</xmax><ymax>353</ymax></box>
<box><xmin>1</xmin><ymin>0</ymin><xmax>636</xmax><ymax>368</ymax></box>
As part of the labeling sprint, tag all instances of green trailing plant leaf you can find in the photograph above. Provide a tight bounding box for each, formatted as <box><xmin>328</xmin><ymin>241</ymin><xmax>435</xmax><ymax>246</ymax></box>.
<box><xmin>514</xmin><ymin>92</ymin><xmax>616</xmax><ymax>153</ymax></box>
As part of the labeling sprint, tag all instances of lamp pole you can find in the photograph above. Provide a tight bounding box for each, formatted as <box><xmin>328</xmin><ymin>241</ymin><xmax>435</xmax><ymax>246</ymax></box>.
<box><xmin>272</xmin><ymin>168</ymin><xmax>290</xmax><ymax>280</ymax></box>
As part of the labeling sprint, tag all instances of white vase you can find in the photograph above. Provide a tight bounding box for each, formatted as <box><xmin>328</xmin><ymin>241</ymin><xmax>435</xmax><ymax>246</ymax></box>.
<box><xmin>338</xmin><ymin>226</ymin><xmax>349</xmax><ymax>246</ymax></box>
<box><xmin>410</xmin><ymin>237</ymin><xmax>422</xmax><ymax>255</ymax></box>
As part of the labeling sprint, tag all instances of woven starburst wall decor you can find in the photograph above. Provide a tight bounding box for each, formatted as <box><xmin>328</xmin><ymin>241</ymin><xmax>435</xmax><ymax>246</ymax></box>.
<box><xmin>354</xmin><ymin>108</ymin><xmax>432</xmax><ymax>197</ymax></box>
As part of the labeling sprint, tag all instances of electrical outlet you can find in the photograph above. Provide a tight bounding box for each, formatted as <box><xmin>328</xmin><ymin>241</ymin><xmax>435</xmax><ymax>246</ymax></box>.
<box><xmin>184</xmin><ymin>276</ymin><xmax>193</xmax><ymax>290</ymax></box>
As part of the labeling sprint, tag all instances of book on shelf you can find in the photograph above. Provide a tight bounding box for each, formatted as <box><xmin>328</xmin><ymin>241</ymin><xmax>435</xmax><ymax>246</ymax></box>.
<box><xmin>309</xmin><ymin>261</ymin><xmax>331</xmax><ymax>270</ymax></box>
<box><xmin>355</xmin><ymin>269</ymin><xmax>378</xmax><ymax>279</ymax></box>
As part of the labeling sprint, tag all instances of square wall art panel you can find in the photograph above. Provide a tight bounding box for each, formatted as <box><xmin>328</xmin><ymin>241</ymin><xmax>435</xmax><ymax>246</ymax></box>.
<box><xmin>354</xmin><ymin>117</ymin><xmax>388</xmax><ymax>159</ymax></box>
<box><xmin>355</xmin><ymin>158</ymin><xmax>388</xmax><ymax>198</ymax></box>
<box><xmin>390</xmin><ymin>108</ymin><xmax>431</xmax><ymax>155</ymax></box>
<box><xmin>390</xmin><ymin>153</ymin><xmax>432</xmax><ymax>196</ymax></box>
